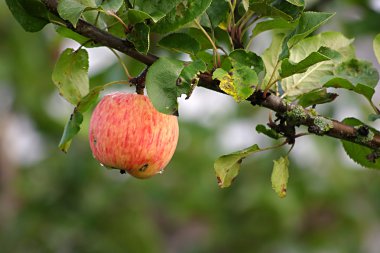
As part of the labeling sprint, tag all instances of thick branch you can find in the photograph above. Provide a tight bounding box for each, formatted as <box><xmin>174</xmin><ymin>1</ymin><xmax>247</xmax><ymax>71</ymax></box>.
<box><xmin>43</xmin><ymin>0</ymin><xmax>380</xmax><ymax>150</ymax></box>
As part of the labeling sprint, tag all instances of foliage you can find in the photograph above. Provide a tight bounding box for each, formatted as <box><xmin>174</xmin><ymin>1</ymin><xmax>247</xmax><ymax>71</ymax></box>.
<box><xmin>5</xmin><ymin>0</ymin><xmax>380</xmax><ymax>195</ymax></box>
<box><xmin>3</xmin><ymin>1</ymin><xmax>380</xmax><ymax>252</ymax></box>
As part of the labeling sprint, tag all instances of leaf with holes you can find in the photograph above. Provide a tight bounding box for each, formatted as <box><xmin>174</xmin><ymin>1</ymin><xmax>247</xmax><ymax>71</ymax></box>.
<box><xmin>271</xmin><ymin>156</ymin><xmax>289</xmax><ymax>198</ymax></box>
<box><xmin>52</xmin><ymin>48</ymin><xmax>89</xmax><ymax>105</ymax></box>
<box><xmin>146</xmin><ymin>57</ymin><xmax>184</xmax><ymax>115</ymax></box>
<box><xmin>214</xmin><ymin>144</ymin><xmax>262</xmax><ymax>188</ymax></box>
<box><xmin>341</xmin><ymin>118</ymin><xmax>380</xmax><ymax>169</ymax></box>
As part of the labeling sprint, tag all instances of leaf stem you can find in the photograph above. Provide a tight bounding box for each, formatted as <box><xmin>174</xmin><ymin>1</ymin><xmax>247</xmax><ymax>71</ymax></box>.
<box><xmin>194</xmin><ymin>20</ymin><xmax>221</xmax><ymax>67</ymax></box>
<box><xmin>369</xmin><ymin>99</ymin><xmax>380</xmax><ymax>114</ymax></box>
<box><xmin>103</xmin><ymin>80</ymin><xmax>131</xmax><ymax>88</ymax></box>
<box><xmin>263</xmin><ymin>61</ymin><xmax>281</xmax><ymax>96</ymax></box>
<box><xmin>102</xmin><ymin>10</ymin><xmax>129</xmax><ymax>31</ymax></box>
<box><xmin>109</xmin><ymin>48</ymin><xmax>132</xmax><ymax>79</ymax></box>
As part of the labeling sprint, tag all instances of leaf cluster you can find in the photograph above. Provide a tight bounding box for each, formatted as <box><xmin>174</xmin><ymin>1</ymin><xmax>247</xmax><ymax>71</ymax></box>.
<box><xmin>7</xmin><ymin>0</ymin><xmax>380</xmax><ymax>196</ymax></box>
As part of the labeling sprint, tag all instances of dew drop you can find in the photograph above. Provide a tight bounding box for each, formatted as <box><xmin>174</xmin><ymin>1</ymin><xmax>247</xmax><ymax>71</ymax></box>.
<box><xmin>99</xmin><ymin>163</ymin><xmax>104</xmax><ymax>167</ymax></box>
<box><xmin>157</xmin><ymin>169</ymin><xmax>164</xmax><ymax>175</ymax></box>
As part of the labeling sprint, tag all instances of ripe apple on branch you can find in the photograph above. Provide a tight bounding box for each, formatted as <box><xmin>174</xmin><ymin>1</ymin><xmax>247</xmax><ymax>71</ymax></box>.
<box><xmin>89</xmin><ymin>93</ymin><xmax>179</xmax><ymax>179</ymax></box>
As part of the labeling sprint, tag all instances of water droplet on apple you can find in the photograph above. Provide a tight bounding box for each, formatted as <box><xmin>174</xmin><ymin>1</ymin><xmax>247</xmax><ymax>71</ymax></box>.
<box><xmin>157</xmin><ymin>169</ymin><xmax>164</xmax><ymax>174</ymax></box>
<box><xmin>99</xmin><ymin>163</ymin><xmax>104</xmax><ymax>167</ymax></box>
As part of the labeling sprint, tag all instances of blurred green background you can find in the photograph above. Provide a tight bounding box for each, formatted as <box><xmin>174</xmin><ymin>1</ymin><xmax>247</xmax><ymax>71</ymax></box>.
<box><xmin>1</xmin><ymin>0</ymin><xmax>380</xmax><ymax>252</ymax></box>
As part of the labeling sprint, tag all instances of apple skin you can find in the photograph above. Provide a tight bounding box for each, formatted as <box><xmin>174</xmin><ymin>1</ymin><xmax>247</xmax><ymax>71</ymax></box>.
<box><xmin>89</xmin><ymin>92</ymin><xmax>179</xmax><ymax>178</ymax></box>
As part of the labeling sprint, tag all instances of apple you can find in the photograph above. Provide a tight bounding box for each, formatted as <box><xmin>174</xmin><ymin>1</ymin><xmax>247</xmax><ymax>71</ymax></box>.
<box><xmin>88</xmin><ymin>92</ymin><xmax>179</xmax><ymax>178</ymax></box>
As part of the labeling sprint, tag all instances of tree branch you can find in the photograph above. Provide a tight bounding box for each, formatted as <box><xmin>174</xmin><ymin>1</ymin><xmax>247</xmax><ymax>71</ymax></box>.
<box><xmin>43</xmin><ymin>0</ymin><xmax>157</xmax><ymax>66</ymax></box>
<box><xmin>42</xmin><ymin>0</ymin><xmax>380</xmax><ymax>151</ymax></box>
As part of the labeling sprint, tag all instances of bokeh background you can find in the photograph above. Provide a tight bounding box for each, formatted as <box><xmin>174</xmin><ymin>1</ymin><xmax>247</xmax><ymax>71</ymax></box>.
<box><xmin>1</xmin><ymin>0</ymin><xmax>380</xmax><ymax>252</ymax></box>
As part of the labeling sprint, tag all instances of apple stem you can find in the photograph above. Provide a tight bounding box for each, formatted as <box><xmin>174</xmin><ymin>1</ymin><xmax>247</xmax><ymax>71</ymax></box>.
<box><xmin>130</xmin><ymin>68</ymin><xmax>148</xmax><ymax>95</ymax></box>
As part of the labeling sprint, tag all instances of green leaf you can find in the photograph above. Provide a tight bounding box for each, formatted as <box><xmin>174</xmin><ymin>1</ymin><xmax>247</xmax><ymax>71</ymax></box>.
<box><xmin>158</xmin><ymin>33</ymin><xmax>201</xmax><ymax>55</ymax></box>
<box><xmin>59</xmin><ymin>84</ymin><xmax>107</xmax><ymax>153</ymax></box>
<box><xmin>281</xmin><ymin>32</ymin><xmax>354</xmax><ymax>97</ymax></box>
<box><xmin>251</xmin><ymin>18</ymin><xmax>297</xmax><ymax>38</ymax></box>
<box><xmin>368</xmin><ymin>114</ymin><xmax>380</xmax><ymax>122</ymax></box>
<box><xmin>262</xmin><ymin>33</ymin><xmax>286</xmax><ymax>86</ymax></box>
<box><xmin>229</xmin><ymin>49</ymin><xmax>265</xmax><ymax>82</ymax></box>
<box><xmin>152</xmin><ymin>0</ymin><xmax>212</xmax><ymax>34</ymax></box>
<box><xmin>232</xmin><ymin>64</ymin><xmax>258</xmax><ymax>100</ymax></box>
<box><xmin>132</xmin><ymin>0</ymin><xmax>181</xmax><ymax>22</ymax></box>
<box><xmin>77</xmin><ymin>85</ymin><xmax>105</xmax><ymax>112</ymax></box>
<box><xmin>126</xmin><ymin>23</ymin><xmax>150</xmax><ymax>54</ymax></box>
<box><xmin>146</xmin><ymin>57</ymin><xmax>184</xmax><ymax>115</ymax></box>
<box><xmin>178</xmin><ymin>60</ymin><xmax>206</xmax><ymax>96</ymax></box>
<box><xmin>271</xmin><ymin>156</ymin><xmax>289</xmax><ymax>198</ymax></box>
<box><xmin>126</xmin><ymin>9</ymin><xmax>153</xmax><ymax>24</ymax></box>
<box><xmin>188</xmin><ymin>28</ymin><xmax>213</xmax><ymax>50</ymax></box>
<box><xmin>6</xmin><ymin>0</ymin><xmax>49</xmax><ymax>32</ymax></box>
<box><xmin>59</xmin><ymin>110</ymin><xmax>84</xmax><ymax>153</ymax></box>
<box><xmin>57</xmin><ymin>0</ymin><xmax>98</xmax><ymax>27</ymax></box>
<box><xmin>280</xmin><ymin>47</ymin><xmax>339</xmax><ymax>78</ymax></box>
<box><xmin>55</xmin><ymin>26</ymin><xmax>100</xmax><ymax>47</ymax></box>
<box><xmin>214</xmin><ymin>144</ymin><xmax>262</xmax><ymax>188</ymax></box>
<box><xmin>52</xmin><ymin>48</ymin><xmax>90</xmax><ymax>105</ymax></box>
<box><xmin>323</xmin><ymin>59</ymin><xmax>379</xmax><ymax>101</ymax></box>
<box><xmin>297</xmin><ymin>89</ymin><xmax>338</xmax><ymax>107</ymax></box>
<box><xmin>204</xmin><ymin>0</ymin><xmax>229</xmax><ymax>28</ymax></box>
<box><xmin>256</xmin><ymin>124</ymin><xmax>281</xmax><ymax>139</ymax></box>
<box><xmin>374</xmin><ymin>34</ymin><xmax>380</xmax><ymax>65</ymax></box>
<box><xmin>193</xmin><ymin>51</ymin><xmax>215</xmax><ymax>70</ymax></box>
<box><xmin>341</xmin><ymin>118</ymin><xmax>380</xmax><ymax>169</ymax></box>
<box><xmin>213</xmin><ymin>62</ymin><xmax>258</xmax><ymax>102</ymax></box>
<box><xmin>249</xmin><ymin>0</ymin><xmax>304</xmax><ymax>21</ymax></box>
<box><xmin>286</xmin><ymin>0</ymin><xmax>304</xmax><ymax>7</ymax></box>
<box><xmin>287</xmin><ymin>12</ymin><xmax>335</xmax><ymax>48</ymax></box>
<box><xmin>101</xmin><ymin>0</ymin><xmax>123</xmax><ymax>12</ymax></box>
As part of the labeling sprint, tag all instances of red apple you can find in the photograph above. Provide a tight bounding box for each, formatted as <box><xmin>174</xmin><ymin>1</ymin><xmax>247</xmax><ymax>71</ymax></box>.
<box><xmin>89</xmin><ymin>92</ymin><xmax>179</xmax><ymax>178</ymax></box>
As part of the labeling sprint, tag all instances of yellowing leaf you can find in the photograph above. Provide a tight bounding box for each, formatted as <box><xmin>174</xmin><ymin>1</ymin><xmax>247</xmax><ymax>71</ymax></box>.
<box><xmin>271</xmin><ymin>156</ymin><xmax>289</xmax><ymax>198</ymax></box>
<box><xmin>214</xmin><ymin>144</ymin><xmax>262</xmax><ymax>188</ymax></box>
<box><xmin>219</xmin><ymin>73</ymin><xmax>237</xmax><ymax>99</ymax></box>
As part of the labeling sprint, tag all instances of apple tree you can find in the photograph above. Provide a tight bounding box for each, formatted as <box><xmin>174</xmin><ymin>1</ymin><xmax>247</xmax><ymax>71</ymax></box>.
<box><xmin>6</xmin><ymin>0</ymin><xmax>380</xmax><ymax>197</ymax></box>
